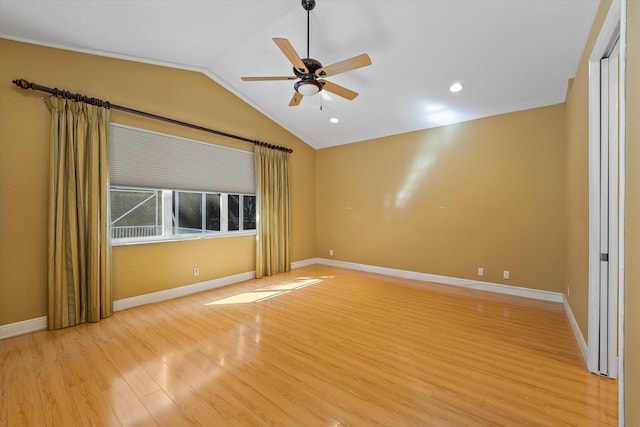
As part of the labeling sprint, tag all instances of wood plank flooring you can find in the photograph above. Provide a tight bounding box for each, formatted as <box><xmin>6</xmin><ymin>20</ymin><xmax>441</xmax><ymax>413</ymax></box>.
<box><xmin>0</xmin><ymin>265</ymin><xmax>617</xmax><ymax>426</ymax></box>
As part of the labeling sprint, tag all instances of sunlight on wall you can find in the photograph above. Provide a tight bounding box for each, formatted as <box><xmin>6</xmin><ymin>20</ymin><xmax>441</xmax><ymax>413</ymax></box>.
<box><xmin>394</xmin><ymin>122</ymin><xmax>460</xmax><ymax>209</ymax></box>
<box><xmin>394</xmin><ymin>151</ymin><xmax>435</xmax><ymax>209</ymax></box>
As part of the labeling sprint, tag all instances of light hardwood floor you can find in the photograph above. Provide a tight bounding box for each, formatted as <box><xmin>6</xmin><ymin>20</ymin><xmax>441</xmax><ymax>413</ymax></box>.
<box><xmin>0</xmin><ymin>265</ymin><xmax>617</xmax><ymax>426</ymax></box>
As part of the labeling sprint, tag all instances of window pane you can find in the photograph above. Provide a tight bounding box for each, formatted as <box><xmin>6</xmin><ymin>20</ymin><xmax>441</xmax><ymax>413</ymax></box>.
<box><xmin>174</xmin><ymin>192</ymin><xmax>202</xmax><ymax>234</ymax></box>
<box><xmin>205</xmin><ymin>193</ymin><xmax>221</xmax><ymax>232</ymax></box>
<box><xmin>110</xmin><ymin>188</ymin><xmax>162</xmax><ymax>239</ymax></box>
<box><xmin>229</xmin><ymin>194</ymin><xmax>240</xmax><ymax>231</ymax></box>
<box><xmin>243</xmin><ymin>195</ymin><xmax>257</xmax><ymax>230</ymax></box>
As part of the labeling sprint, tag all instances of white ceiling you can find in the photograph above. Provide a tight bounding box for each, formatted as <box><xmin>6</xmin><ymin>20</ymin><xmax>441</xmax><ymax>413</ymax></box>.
<box><xmin>0</xmin><ymin>0</ymin><xmax>599</xmax><ymax>149</ymax></box>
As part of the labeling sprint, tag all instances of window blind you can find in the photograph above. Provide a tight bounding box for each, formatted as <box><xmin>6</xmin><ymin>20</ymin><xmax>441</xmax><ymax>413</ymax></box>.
<box><xmin>109</xmin><ymin>123</ymin><xmax>255</xmax><ymax>194</ymax></box>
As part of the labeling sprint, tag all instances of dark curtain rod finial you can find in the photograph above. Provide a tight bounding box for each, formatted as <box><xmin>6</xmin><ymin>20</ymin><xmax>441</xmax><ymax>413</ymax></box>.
<box><xmin>13</xmin><ymin>78</ymin><xmax>31</xmax><ymax>89</ymax></box>
<box><xmin>12</xmin><ymin>78</ymin><xmax>293</xmax><ymax>153</ymax></box>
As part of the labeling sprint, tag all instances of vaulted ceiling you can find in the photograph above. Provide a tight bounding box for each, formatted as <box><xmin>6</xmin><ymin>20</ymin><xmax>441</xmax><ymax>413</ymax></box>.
<box><xmin>0</xmin><ymin>0</ymin><xmax>600</xmax><ymax>148</ymax></box>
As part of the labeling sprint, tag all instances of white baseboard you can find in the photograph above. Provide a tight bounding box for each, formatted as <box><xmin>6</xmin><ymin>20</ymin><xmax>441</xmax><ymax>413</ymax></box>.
<box><xmin>0</xmin><ymin>316</ymin><xmax>47</xmax><ymax>339</ymax></box>
<box><xmin>563</xmin><ymin>295</ymin><xmax>589</xmax><ymax>366</ymax></box>
<box><xmin>291</xmin><ymin>258</ymin><xmax>320</xmax><ymax>269</ymax></box>
<box><xmin>113</xmin><ymin>271</ymin><xmax>256</xmax><ymax>311</ymax></box>
<box><xmin>316</xmin><ymin>258</ymin><xmax>564</xmax><ymax>303</ymax></box>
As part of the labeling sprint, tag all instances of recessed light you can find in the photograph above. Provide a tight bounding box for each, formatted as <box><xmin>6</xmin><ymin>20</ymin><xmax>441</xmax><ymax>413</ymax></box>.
<box><xmin>330</xmin><ymin>117</ymin><xmax>339</xmax><ymax>124</ymax></box>
<box><xmin>449</xmin><ymin>82</ymin><xmax>463</xmax><ymax>93</ymax></box>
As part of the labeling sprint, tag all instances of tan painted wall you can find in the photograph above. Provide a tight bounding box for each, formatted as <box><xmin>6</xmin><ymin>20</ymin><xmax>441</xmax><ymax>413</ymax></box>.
<box><xmin>625</xmin><ymin>1</ymin><xmax>640</xmax><ymax>424</ymax></box>
<box><xmin>316</xmin><ymin>105</ymin><xmax>566</xmax><ymax>292</ymax></box>
<box><xmin>0</xmin><ymin>39</ymin><xmax>316</xmax><ymax>325</ymax></box>
<box><xmin>564</xmin><ymin>0</ymin><xmax>612</xmax><ymax>342</ymax></box>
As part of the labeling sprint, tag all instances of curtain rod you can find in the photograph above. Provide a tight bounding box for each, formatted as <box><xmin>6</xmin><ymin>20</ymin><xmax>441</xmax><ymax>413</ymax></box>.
<box><xmin>12</xmin><ymin>78</ymin><xmax>293</xmax><ymax>153</ymax></box>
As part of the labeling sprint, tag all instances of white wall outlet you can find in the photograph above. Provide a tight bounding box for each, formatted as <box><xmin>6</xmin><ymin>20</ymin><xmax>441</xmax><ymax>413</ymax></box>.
<box><xmin>193</xmin><ymin>267</ymin><xmax>200</xmax><ymax>277</ymax></box>
<box><xmin>567</xmin><ymin>286</ymin><xmax>570</xmax><ymax>296</ymax></box>
<box><xmin>329</xmin><ymin>249</ymin><xmax>334</xmax><ymax>256</ymax></box>
<box><xmin>477</xmin><ymin>267</ymin><xmax>484</xmax><ymax>277</ymax></box>
<box><xmin>503</xmin><ymin>270</ymin><xmax>510</xmax><ymax>279</ymax></box>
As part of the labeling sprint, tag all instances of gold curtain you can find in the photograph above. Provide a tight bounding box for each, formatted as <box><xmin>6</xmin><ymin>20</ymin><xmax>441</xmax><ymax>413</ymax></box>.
<box><xmin>45</xmin><ymin>96</ymin><xmax>112</xmax><ymax>330</ymax></box>
<box><xmin>255</xmin><ymin>145</ymin><xmax>291</xmax><ymax>278</ymax></box>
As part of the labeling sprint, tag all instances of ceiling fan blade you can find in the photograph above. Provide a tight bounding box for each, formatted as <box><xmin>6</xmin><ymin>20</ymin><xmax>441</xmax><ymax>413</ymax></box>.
<box><xmin>318</xmin><ymin>80</ymin><xmax>358</xmax><ymax>100</ymax></box>
<box><xmin>273</xmin><ymin>38</ymin><xmax>309</xmax><ymax>74</ymax></box>
<box><xmin>241</xmin><ymin>76</ymin><xmax>297</xmax><ymax>81</ymax></box>
<box><xmin>289</xmin><ymin>92</ymin><xmax>303</xmax><ymax>106</ymax></box>
<box><xmin>315</xmin><ymin>53</ymin><xmax>372</xmax><ymax>78</ymax></box>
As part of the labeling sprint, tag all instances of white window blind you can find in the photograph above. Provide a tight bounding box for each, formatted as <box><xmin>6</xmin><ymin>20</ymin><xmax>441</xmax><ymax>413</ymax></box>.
<box><xmin>109</xmin><ymin>123</ymin><xmax>255</xmax><ymax>194</ymax></box>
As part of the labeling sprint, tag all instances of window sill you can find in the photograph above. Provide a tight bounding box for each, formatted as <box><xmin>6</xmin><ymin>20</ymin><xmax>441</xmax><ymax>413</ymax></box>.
<box><xmin>111</xmin><ymin>230</ymin><xmax>257</xmax><ymax>247</ymax></box>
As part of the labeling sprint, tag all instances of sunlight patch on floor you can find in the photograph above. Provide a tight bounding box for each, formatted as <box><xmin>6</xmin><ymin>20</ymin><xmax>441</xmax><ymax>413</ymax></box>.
<box><xmin>204</xmin><ymin>277</ymin><xmax>324</xmax><ymax>306</ymax></box>
<box><xmin>257</xmin><ymin>278</ymin><xmax>322</xmax><ymax>291</ymax></box>
<box><xmin>205</xmin><ymin>290</ymin><xmax>284</xmax><ymax>305</ymax></box>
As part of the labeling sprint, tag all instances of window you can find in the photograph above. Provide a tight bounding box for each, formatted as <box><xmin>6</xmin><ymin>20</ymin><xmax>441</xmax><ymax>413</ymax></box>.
<box><xmin>108</xmin><ymin>123</ymin><xmax>256</xmax><ymax>244</ymax></box>
<box><xmin>111</xmin><ymin>187</ymin><xmax>256</xmax><ymax>243</ymax></box>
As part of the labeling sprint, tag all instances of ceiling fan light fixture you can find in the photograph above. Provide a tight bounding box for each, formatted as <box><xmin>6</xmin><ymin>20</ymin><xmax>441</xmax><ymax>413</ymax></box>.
<box><xmin>295</xmin><ymin>79</ymin><xmax>322</xmax><ymax>96</ymax></box>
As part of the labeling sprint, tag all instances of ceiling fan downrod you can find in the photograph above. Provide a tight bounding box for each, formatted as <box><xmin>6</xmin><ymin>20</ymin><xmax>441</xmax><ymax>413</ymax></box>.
<box><xmin>302</xmin><ymin>0</ymin><xmax>315</xmax><ymax>58</ymax></box>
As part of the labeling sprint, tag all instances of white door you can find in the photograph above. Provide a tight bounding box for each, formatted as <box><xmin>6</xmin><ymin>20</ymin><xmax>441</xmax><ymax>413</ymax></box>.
<box><xmin>596</xmin><ymin>37</ymin><xmax>619</xmax><ymax>378</ymax></box>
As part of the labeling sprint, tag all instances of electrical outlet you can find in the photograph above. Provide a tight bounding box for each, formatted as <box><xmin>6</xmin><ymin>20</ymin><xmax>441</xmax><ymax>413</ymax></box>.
<box><xmin>567</xmin><ymin>286</ymin><xmax>571</xmax><ymax>296</ymax></box>
<box><xmin>193</xmin><ymin>267</ymin><xmax>199</xmax><ymax>277</ymax></box>
<box><xmin>329</xmin><ymin>249</ymin><xmax>334</xmax><ymax>256</ymax></box>
<box><xmin>503</xmin><ymin>270</ymin><xmax>510</xmax><ymax>279</ymax></box>
<box><xmin>477</xmin><ymin>267</ymin><xmax>484</xmax><ymax>277</ymax></box>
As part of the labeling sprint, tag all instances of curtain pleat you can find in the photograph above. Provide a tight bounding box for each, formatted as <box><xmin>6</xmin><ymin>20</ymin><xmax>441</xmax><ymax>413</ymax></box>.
<box><xmin>45</xmin><ymin>97</ymin><xmax>112</xmax><ymax>330</ymax></box>
<box><xmin>255</xmin><ymin>146</ymin><xmax>291</xmax><ymax>278</ymax></box>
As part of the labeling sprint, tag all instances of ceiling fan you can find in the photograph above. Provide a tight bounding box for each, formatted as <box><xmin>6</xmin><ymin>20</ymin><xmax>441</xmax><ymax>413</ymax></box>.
<box><xmin>241</xmin><ymin>0</ymin><xmax>372</xmax><ymax>106</ymax></box>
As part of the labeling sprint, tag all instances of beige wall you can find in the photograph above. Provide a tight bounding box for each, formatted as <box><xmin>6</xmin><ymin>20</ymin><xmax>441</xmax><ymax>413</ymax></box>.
<box><xmin>564</xmin><ymin>0</ymin><xmax>612</xmax><ymax>343</ymax></box>
<box><xmin>0</xmin><ymin>39</ymin><xmax>316</xmax><ymax>325</ymax></box>
<box><xmin>625</xmin><ymin>1</ymin><xmax>639</xmax><ymax>424</ymax></box>
<box><xmin>316</xmin><ymin>105</ymin><xmax>567</xmax><ymax>292</ymax></box>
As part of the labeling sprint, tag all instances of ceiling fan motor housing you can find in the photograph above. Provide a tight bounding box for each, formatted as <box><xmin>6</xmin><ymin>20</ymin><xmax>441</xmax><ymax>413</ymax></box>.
<box><xmin>294</xmin><ymin>58</ymin><xmax>322</xmax><ymax>78</ymax></box>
